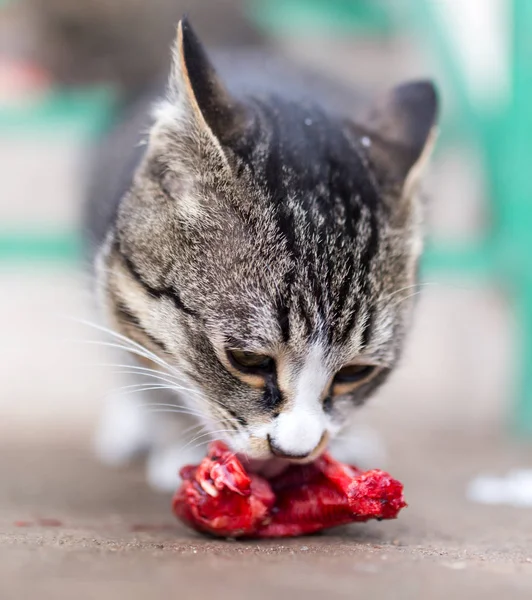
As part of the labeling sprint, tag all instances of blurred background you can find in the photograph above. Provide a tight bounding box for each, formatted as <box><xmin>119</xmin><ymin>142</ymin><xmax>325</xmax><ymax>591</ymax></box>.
<box><xmin>3</xmin><ymin>0</ymin><xmax>532</xmax><ymax>595</ymax></box>
<box><xmin>1</xmin><ymin>0</ymin><xmax>528</xmax><ymax>442</ymax></box>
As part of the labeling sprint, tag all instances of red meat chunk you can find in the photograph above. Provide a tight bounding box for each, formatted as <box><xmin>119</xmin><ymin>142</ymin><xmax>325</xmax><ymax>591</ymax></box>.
<box><xmin>172</xmin><ymin>441</ymin><xmax>406</xmax><ymax>538</ymax></box>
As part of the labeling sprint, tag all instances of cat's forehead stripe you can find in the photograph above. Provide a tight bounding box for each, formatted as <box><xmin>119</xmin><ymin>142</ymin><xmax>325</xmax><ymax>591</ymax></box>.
<box><xmin>223</xmin><ymin>96</ymin><xmax>385</xmax><ymax>350</ymax></box>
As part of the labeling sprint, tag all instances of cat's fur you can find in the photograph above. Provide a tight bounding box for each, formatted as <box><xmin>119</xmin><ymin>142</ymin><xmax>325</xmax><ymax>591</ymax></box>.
<box><xmin>86</xmin><ymin>19</ymin><xmax>437</xmax><ymax>490</ymax></box>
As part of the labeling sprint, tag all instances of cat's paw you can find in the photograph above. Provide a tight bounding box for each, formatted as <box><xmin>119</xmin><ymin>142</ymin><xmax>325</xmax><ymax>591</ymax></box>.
<box><xmin>146</xmin><ymin>443</ymin><xmax>209</xmax><ymax>493</ymax></box>
<box><xmin>93</xmin><ymin>394</ymin><xmax>153</xmax><ymax>466</ymax></box>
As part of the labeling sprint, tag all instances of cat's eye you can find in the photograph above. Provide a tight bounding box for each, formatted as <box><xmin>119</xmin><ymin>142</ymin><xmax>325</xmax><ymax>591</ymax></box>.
<box><xmin>227</xmin><ymin>349</ymin><xmax>275</xmax><ymax>374</ymax></box>
<box><xmin>333</xmin><ymin>364</ymin><xmax>377</xmax><ymax>385</ymax></box>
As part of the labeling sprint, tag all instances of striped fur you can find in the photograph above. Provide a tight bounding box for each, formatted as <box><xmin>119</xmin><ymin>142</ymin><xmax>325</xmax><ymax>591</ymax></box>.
<box><xmin>93</xmin><ymin>19</ymin><xmax>438</xmax><ymax>461</ymax></box>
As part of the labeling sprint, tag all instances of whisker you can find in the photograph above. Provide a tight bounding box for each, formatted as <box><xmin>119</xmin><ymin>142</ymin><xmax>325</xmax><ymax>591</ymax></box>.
<box><xmin>113</xmin><ymin>384</ymin><xmax>188</xmax><ymax>395</ymax></box>
<box><xmin>106</xmin><ymin>377</ymin><xmax>203</xmax><ymax>400</ymax></box>
<box><xmin>181</xmin><ymin>421</ymin><xmax>207</xmax><ymax>437</ymax></box>
<box><xmin>70</xmin><ymin>318</ymin><xmax>248</xmax><ymax>448</ymax></box>
<box><xmin>114</xmin><ymin>382</ymin><xmax>179</xmax><ymax>391</ymax></box>
<box><xmin>209</xmin><ymin>403</ymin><xmax>240</xmax><ymax>432</ymax></box>
<box><xmin>113</xmin><ymin>383</ymin><xmax>204</xmax><ymax>404</ymax></box>
<box><xmin>140</xmin><ymin>407</ymin><xmax>208</xmax><ymax>418</ymax></box>
<box><xmin>78</xmin><ymin>338</ymin><xmax>163</xmax><ymax>363</ymax></box>
<box><xmin>135</xmin><ymin>402</ymin><xmax>209</xmax><ymax>419</ymax></box>
<box><xmin>70</xmin><ymin>319</ymin><xmax>190</xmax><ymax>385</ymax></box>
<box><xmin>135</xmin><ymin>403</ymin><xmax>226</xmax><ymax>427</ymax></box>
<box><xmin>71</xmin><ymin>320</ymin><xmax>211</xmax><ymax>401</ymax></box>
<box><xmin>138</xmin><ymin>401</ymin><xmax>234</xmax><ymax>437</ymax></box>
<box><xmin>95</xmin><ymin>362</ymin><xmax>182</xmax><ymax>381</ymax></box>
<box><xmin>390</xmin><ymin>290</ymin><xmax>426</xmax><ymax>310</ymax></box>
<box><xmin>381</xmin><ymin>280</ymin><xmax>473</xmax><ymax>306</ymax></box>
<box><xmin>71</xmin><ymin>317</ymin><xmax>173</xmax><ymax>370</ymax></box>
<box><xmin>78</xmin><ymin>340</ymin><xmax>182</xmax><ymax>380</ymax></box>
<box><xmin>112</xmin><ymin>372</ymin><xmax>197</xmax><ymax>393</ymax></box>
<box><xmin>113</xmin><ymin>385</ymin><xmax>183</xmax><ymax>397</ymax></box>
<box><xmin>139</xmin><ymin>400</ymin><xmax>206</xmax><ymax>410</ymax></box>
<box><xmin>177</xmin><ymin>429</ymin><xmax>236</xmax><ymax>455</ymax></box>
<box><xmin>381</xmin><ymin>282</ymin><xmax>439</xmax><ymax>303</ymax></box>
<box><xmin>91</xmin><ymin>361</ymin><xmax>202</xmax><ymax>397</ymax></box>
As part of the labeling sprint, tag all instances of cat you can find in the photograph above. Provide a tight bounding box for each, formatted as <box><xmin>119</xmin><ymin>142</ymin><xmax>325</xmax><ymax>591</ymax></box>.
<box><xmin>84</xmin><ymin>18</ymin><xmax>438</xmax><ymax>492</ymax></box>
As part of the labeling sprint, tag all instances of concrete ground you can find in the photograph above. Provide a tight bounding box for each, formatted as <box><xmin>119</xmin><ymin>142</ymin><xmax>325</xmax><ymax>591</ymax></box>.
<box><xmin>3</xmin><ymin>419</ymin><xmax>532</xmax><ymax>599</ymax></box>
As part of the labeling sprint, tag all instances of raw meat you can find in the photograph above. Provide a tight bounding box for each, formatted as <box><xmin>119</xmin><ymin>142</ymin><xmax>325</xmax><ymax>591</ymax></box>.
<box><xmin>173</xmin><ymin>441</ymin><xmax>406</xmax><ymax>538</ymax></box>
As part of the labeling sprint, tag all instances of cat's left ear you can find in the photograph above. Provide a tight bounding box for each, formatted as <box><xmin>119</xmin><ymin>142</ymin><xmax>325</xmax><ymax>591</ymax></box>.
<box><xmin>157</xmin><ymin>17</ymin><xmax>245</xmax><ymax>148</ymax></box>
<box><xmin>358</xmin><ymin>80</ymin><xmax>438</xmax><ymax>200</ymax></box>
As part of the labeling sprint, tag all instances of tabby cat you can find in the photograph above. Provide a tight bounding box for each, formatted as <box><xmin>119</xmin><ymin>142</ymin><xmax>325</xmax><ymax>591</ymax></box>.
<box><xmin>86</xmin><ymin>19</ymin><xmax>438</xmax><ymax>491</ymax></box>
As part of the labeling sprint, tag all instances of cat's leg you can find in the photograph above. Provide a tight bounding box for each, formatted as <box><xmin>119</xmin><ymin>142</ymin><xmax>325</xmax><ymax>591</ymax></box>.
<box><xmin>94</xmin><ymin>392</ymin><xmax>154</xmax><ymax>466</ymax></box>
<box><xmin>146</xmin><ymin>414</ymin><xmax>209</xmax><ymax>493</ymax></box>
<box><xmin>146</xmin><ymin>442</ymin><xmax>209</xmax><ymax>493</ymax></box>
<box><xmin>93</xmin><ymin>350</ymin><xmax>160</xmax><ymax>466</ymax></box>
<box><xmin>95</xmin><ymin>391</ymin><xmax>208</xmax><ymax>492</ymax></box>
<box><xmin>94</xmin><ymin>392</ymin><xmax>208</xmax><ymax>493</ymax></box>
<box><xmin>120</xmin><ymin>386</ymin><xmax>208</xmax><ymax>493</ymax></box>
<box><xmin>94</xmin><ymin>361</ymin><xmax>208</xmax><ymax>492</ymax></box>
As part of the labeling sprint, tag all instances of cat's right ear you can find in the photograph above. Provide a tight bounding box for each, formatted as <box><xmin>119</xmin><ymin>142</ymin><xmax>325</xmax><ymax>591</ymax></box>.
<box><xmin>358</xmin><ymin>80</ymin><xmax>439</xmax><ymax>201</ymax></box>
<box><xmin>153</xmin><ymin>17</ymin><xmax>245</xmax><ymax>152</ymax></box>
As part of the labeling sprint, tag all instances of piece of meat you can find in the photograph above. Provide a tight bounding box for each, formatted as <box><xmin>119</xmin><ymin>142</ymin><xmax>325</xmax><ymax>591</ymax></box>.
<box><xmin>172</xmin><ymin>441</ymin><xmax>406</xmax><ymax>538</ymax></box>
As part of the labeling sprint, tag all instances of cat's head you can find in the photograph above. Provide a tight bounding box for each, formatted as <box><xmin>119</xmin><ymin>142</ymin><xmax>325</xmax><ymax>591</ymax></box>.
<box><xmin>97</xmin><ymin>19</ymin><xmax>438</xmax><ymax>461</ymax></box>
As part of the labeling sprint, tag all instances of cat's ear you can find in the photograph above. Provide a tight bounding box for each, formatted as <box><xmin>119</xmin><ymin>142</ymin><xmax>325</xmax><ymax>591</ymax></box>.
<box><xmin>359</xmin><ymin>81</ymin><xmax>438</xmax><ymax>199</ymax></box>
<box><xmin>157</xmin><ymin>17</ymin><xmax>245</xmax><ymax>146</ymax></box>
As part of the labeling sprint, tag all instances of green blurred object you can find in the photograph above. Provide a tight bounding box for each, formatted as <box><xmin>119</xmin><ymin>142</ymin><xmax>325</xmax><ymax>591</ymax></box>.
<box><xmin>402</xmin><ymin>0</ymin><xmax>532</xmax><ymax>434</ymax></box>
<box><xmin>249</xmin><ymin>0</ymin><xmax>392</xmax><ymax>36</ymax></box>
<box><xmin>0</xmin><ymin>86</ymin><xmax>116</xmax><ymax>262</ymax></box>
<box><xmin>0</xmin><ymin>232</ymin><xmax>81</xmax><ymax>263</ymax></box>
<box><xmin>504</xmin><ymin>0</ymin><xmax>532</xmax><ymax>434</ymax></box>
<box><xmin>0</xmin><ymin>86</ymin><xmax>116</xmax><ymax>137</ymax></box>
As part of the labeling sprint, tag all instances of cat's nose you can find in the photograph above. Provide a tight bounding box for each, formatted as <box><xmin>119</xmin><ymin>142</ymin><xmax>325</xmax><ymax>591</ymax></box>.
<box><xmin>269</xmin><ymin>406</ymin><xmax>327</xmax><ymax>459</ymax></box>
<box><xmin>267</xmin><ymin>435</ymin><xmax>316</xmax><ymax>460</ymax></box>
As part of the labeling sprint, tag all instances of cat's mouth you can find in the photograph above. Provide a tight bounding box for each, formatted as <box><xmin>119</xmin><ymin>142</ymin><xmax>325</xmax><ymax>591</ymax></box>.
<box><xmin>238</xmin><ymin>432</ymin><xmax>330</xmax><ymax>476</ymax></box>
